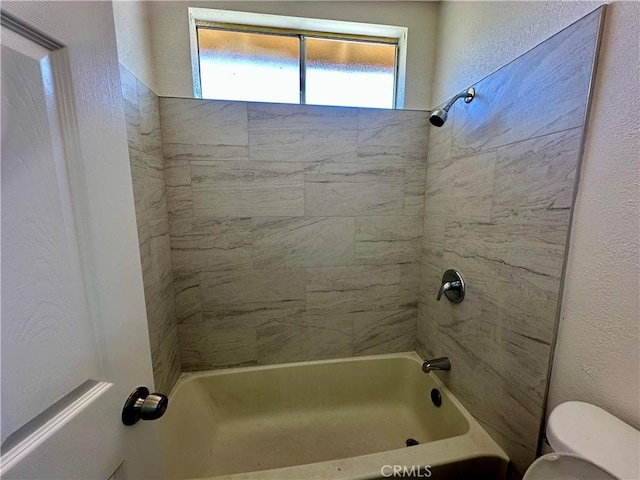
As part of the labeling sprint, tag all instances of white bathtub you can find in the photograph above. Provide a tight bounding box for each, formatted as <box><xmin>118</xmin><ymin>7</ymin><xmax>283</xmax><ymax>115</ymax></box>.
<box><xmin>159</xmin><ymin>352</ymin><xmax>508</xmax><ymax>479</ymax></box>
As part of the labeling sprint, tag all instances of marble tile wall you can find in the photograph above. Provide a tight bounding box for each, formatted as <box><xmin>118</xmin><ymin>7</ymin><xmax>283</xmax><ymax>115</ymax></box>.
<box><xmin>120</xmin><ymin>65</ymin><xmax>181</xmax><ymax>394</ymax></box>
<box><xmin>416</xmin><ymin>9</ymin><xmax>603</xmax><ymax>478</ymax></box>
<box><xmin>159</xmin><ymin>100</ymin><xmax>428</xmax><ymax>371</ymax></box>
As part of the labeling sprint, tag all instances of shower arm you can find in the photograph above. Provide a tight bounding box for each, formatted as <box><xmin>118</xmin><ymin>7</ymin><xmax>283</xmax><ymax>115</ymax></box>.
<box><xmin>431</xmin><ymin>87</ymin><xmax>475</xmax><ymax>113</ymax></box>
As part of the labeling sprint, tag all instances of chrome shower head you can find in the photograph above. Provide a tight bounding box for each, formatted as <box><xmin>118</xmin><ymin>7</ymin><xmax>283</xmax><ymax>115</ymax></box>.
<box><xmin>429</xmin><ymin>108</ymin><xmax>449</xmax><ymax>127</ymax></box>
<box><xmin>428</xmin><ymin>87</ymin><xmax>475</xmax><ymax>127</ymax></box>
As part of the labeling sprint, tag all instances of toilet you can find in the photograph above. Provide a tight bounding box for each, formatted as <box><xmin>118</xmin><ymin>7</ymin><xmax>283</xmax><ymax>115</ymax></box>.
<box><xmin>523</xmin><ymin>401</ymin><xmax>640</xmax><ymax>479</ymax></box>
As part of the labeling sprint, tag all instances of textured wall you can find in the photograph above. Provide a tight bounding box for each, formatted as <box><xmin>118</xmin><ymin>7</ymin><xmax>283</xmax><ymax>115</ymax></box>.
<box><xmin>417</xmin><ymin>9</ymin><xmax>602</xmax><ymax>477</ymax></box>
<box><xmin>159</xmin><ymin>98</ymin><xmax>428</xmax><ymax>370</ymax></box>
<box><xmin>120</xmin><ymin>65</ymin><xmax>181</xmax><ymax>393</ymax></box>
<box><xmin>113</xmin><ymin>1</ymin><xmax>157</xmax><ymax>93</ymax></box>
<box><xmin>146</xmin><ymin>1</ymin><xmax>439</xmax><ymax>110</ymax></box>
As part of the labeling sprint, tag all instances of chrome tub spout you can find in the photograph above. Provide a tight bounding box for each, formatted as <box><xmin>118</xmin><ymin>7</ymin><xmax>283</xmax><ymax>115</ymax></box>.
<box><xmin>422</xmin><ymin>357</ymin><xmax>451</xmax><ymax>373</ymax></box>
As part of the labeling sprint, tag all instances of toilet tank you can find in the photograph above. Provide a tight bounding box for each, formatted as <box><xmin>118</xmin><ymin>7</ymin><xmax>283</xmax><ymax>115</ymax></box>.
<box><xmin>547</xmin><ymin>401</ymin><xmax>640</xmax><ymax>479</ymax></box>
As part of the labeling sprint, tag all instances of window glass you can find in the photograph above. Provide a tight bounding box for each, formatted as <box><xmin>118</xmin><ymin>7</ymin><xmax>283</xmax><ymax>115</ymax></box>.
<box><xmin>198</xmin><ymin>28</ymin><xmax>300</xmax><ymax>104</ymax></box>
<box><xmin>305</xmin><ymin>37</ymin><xmax>396</xmax><ymax>109</ymax></box>
<box><xmin>197</xmin><ymin>27</ymin><xmax>398</xmax><ymax>108</ymax></box>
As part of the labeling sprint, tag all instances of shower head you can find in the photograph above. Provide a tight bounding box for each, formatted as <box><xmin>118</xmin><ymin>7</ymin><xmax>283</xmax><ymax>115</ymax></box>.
<box><xmin>429</xmin><ymin>108</ymin><xmax>449</xmax><ymax>127</ymax></box>
<box><xmin>428</xmin><ymin>87</ymin><xmax>475</xmax><ymax>127</ymax></box>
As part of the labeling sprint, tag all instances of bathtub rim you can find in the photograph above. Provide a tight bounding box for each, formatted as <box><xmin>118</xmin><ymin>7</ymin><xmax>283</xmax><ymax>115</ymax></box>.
<box><xmin>169</xmin><ymin>351</ymin><xmax>443</xmax><ymax>398</ymax></box>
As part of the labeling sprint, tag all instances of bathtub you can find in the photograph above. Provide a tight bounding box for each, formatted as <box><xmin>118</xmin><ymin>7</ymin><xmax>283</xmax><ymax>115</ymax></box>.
<box><xmin>159</xmin><ymin>352</ymin><xmax>508</xmax><ymax>479</ymax></box>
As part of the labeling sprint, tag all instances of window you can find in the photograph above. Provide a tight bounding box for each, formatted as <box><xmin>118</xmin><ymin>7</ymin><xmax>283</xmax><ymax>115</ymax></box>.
<box><xmin>189</xmin><ymin>9</ymin><xmax>407</xmax><ymax>109</ymax></box>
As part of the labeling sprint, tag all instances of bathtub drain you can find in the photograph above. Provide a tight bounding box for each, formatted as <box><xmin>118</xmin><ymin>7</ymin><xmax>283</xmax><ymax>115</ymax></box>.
<box><xmin>405</xmin><ymin>438</ymin><xmax>419</xmax><ymax>447</ymax></box>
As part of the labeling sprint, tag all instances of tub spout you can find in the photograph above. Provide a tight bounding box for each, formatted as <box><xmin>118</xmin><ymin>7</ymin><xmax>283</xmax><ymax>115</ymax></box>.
<box><xmin>422</xmin><ymin>357</ymin><xmax>451</xmax><ymax>373</ymax></box>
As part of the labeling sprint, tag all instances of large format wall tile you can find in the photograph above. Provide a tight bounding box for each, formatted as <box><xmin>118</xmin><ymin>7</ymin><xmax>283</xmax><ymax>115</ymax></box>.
<box><xmin>200</xmin><ymin>269</ymin><xmax>307</xmax><ymax>311</ymax></box>
<box><xmin>305</xmin><ymin>163</ymin><xmax>405</xmax><ymax>216</ymax></box>
<box><xmin>173</xmin><ymin>272</ymin><xmax>202</xmax><ymax>324</ymax></box>
<box><xmin>420</xmin><ymin>212</ymin><xmax>445</xmax><ymax>305</ymax></box>
<box><xmin>164</xmin><ymin>160</ymin><xmax>193</xmax><ymax>219</ymax></box>
<box><xmin>132</xmin><ymin>173</ymin><xmax>168</xmax><ymax>225</ymax></box>
<box><xmin>357</xmin><ymin>108</ymin><xmax>429</xmax><ymax>161</ymax></box>
<box><xmin>152</xmin><ymin>325</ymin><xmax>181</xmax><ymax>396</ymax></box>
<box><xmin>354</xmin><ymin>216</ymin><xmax>422</xmax><ymax>265</ymax></box>
<box><xmin>442</xmin><ymin>151</ymin><xmax>496</xmax><ymax>222</ymax></box>
<box><xmin>141</xmin><ymin>220</ymin><xmax>175</xmax><ymax>353</ymax></box>
<box><xmin>159</xmin><ymin>97</ymin><xmax>428</xmax><ymax>382</ymax></box>
<box><xmin>178</xmin><ymin>313</ymin><xmax>257</xmax><ymax>370</ymax></box>
<box><xmin>416</xmin><ymin>8</ymin><xmax>603</xmax><ymax>478</ymax></box>
<box><xmin>479</xmin><ymin>295</ymin><xmax>553</xmax><ymax>404</ymax></box>
<box><xmin>121</xmin><ymin>65</ymin><xmax>181</xmax><ymax>394</ymax></box>
<box><xmin>138</xmin><ymin>82</ymin><xmax>163</xmax><ymax>158</ymax></box>
<box><xmin>252</xmin><ymin>217</ymin><xmax>355</xmax><ymax>268</ymax></box>
<box><xmin>404</xmin><ymin>165</ymin><xmax>427</xmax><ymax>216</ymax></box>
<box><xmin>257</xmin><ymin>312</ymin><xmax>353</xmax><ymax>364</ymax></box>
<box><xmin>248</xmin><ymin>103</ymin><xmax>358</xmax><ymax>163</ymax></box>
<box><xmin>399</xmin><ymin>263</ymin><xmax>421</xmax><ymax>308</ymax></box>
<box><xmin>130</xmin><ymin>148</ymin><xmax>164</xmax><ymax>181</ymax></box>
<box><xmin>170</xmin><ymin>218</ymin><xmax>253</xmax><ymax>273</ymax></box>
<box><xmin>353</xmin><ymin>308</ymin><xmax>416</xmax><ymax>355</ymax></box>
<box><xmin>306</xmin><ymin>265</ymin><xmax>401</xmax><ymax>314</ymax></box>
<box><xmin>160</xmin><ymin>98</ymin><xmax>248</xmax><ymax>151</ymax></box>
<box><xmin>443</xmin><ymin>221</ymin><xmax>566</xmax><ymax>320</ymax></box>
<box><xmin>191</xmin><ymin>161</ymin><xmax>305</xmax><ymax>217</ymax></box>
<box><xmin>491</xmin><ymin>128</ymin><xmax>582</xmax><ymax>227</ymax></box>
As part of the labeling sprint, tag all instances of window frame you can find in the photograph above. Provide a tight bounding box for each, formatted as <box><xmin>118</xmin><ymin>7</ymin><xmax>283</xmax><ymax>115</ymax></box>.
<box><xmin>188</xmin><ymin>8</ymin><xmax>408</xmax><ymax>108</ymax></box>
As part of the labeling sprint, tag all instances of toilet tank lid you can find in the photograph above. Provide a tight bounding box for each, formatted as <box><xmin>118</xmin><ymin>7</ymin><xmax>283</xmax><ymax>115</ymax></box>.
<box><xmin>547</xmin><ymin>401</ymin><xmax>640</xmax><ymax>480</ymax></box>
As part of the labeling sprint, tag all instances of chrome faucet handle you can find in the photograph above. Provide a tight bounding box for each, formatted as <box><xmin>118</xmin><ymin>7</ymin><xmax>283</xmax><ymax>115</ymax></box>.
<box><xmin>437</xmin><ymin>270</ymin><xmax>465</xmax><ymax>303</ymax></box>
<box><xmin>437</xmin><ymin>281</ymin><xmax>459</xmax><ymax>300</ymax></box>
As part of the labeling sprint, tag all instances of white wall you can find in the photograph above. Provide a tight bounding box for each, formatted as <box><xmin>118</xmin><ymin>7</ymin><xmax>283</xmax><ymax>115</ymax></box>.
<box><xmin>146</xmin><ymin>1</ymin><xmax>440</xmax><ymax>110</ymax></box>
<box><xmin>113</xmin><ymin>0</ymin><xmax>157</xmax><ymax>92</ymax></box>
<box><xmin>431</xmin><ymin>0</ymin><xmax>639</xmax><ymax>431</ymax></box>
